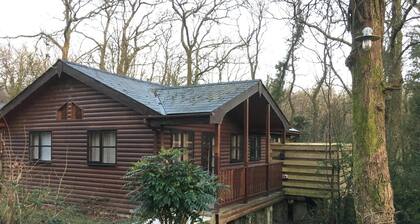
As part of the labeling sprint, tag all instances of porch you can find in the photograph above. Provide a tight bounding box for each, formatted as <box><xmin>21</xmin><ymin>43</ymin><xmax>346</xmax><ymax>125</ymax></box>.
<box><xmin>150</xmin><ymin>91</ymin><xmax>288</xmax><ymax>211</ymax></box>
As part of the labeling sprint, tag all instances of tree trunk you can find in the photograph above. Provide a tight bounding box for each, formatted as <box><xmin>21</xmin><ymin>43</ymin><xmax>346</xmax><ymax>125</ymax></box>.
<box><xmin>288</xmin><ymin>51</ymin><xmax>296</xmax><ymax>121</ymax></box>
<box><xmin>62</xmin><ymin>29</ymin><xmax>71</xmax><ymax>61</ymax></box>
<box><xmin>385</xmin><ymin>0</ymin><xmax>403</xmax><ymax>171</ymax></box>
<box><xmin>117</xmin><ymin>31</ymin><xmax>129</xmax><ymax>75</ymax></box>
<box><xmin>310</xmin><ymin>97</ymin><xmax>320</xmax><ymax>141</ymax></box>
<box><xmin>347</xmin><ymin>1</ymin><xmax>395</xmax><ymax>223</ymax></box>
<box><xmin>99</xmin><ymin>18</ymin><xmax>111</xmax><ymax>70</ymax></box>
<box><xmin>186</xmin><ymin>50</ymin><xmax>193</xmax><ymax>86</ymax></box>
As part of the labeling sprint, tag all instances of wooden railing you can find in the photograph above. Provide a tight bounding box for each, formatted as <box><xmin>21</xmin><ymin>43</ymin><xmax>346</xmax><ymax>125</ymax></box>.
<box><xmin>218</xmin><ymin>166</ymin><xmax>245</xmax><ymax>205</ymax></box>
<box><xmin>268</xmin><ymin>162</ymin><xmax>282</xmax><ymax>191</ymax></box>
<box><xmin>218</xmin><ymin>162</ymin><xmax>282</xmax><ymax>206</ymax></box>
<box><xmin>247</xmin><ymin>164</ymin><xmax>267</xmax><ymax>197</ymax></box>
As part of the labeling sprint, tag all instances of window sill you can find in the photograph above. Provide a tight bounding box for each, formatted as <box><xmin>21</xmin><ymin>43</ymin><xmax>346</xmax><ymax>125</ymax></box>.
<box><xmin>30</xmin><ymin>160</ymin><xmax>52</xmax><ymax>165</ymax></box>
<box><xmin>230</xmin><ymin>160</ymin><xmax>244</xmax><ymax>164</ymax></box>
<box><xmin>249</xmin><ymin>159</ymin><xmax>262</xmax><ymax>162</ymax></box>
<box><xmin>87</xmin><ymin>163</ymin><xmax>116</xmax><ymax>167</ymax></box>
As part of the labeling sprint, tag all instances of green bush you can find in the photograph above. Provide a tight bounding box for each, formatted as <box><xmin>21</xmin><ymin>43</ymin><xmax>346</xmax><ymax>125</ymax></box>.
<box><xmin>124</xmin><ymin>149</ymin><xmax>221</xmax><ymax>224</ymax></box>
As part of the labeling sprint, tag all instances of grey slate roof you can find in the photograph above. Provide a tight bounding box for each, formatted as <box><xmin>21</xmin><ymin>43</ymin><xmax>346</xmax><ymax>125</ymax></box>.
<box><xmin>65</xmin><ymin>62</ymin><xmax>166</xmax><ymax>114</ymax></box>
<box><xmin>154</xmin><ymin>80</ymin><xmax>259</xmax><ymax>115</ymax></box>
<box><xmin>64</xmin><ymin>61</ymin><xmax>259</xmax><ymax>115</ymax></box>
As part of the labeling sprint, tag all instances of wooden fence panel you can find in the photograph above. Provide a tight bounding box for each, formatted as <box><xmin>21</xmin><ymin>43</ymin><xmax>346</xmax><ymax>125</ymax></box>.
<box><xmin>271</xmin><ymin>143</ymin><xmax>351</xmax><ymax>198</ymax></box>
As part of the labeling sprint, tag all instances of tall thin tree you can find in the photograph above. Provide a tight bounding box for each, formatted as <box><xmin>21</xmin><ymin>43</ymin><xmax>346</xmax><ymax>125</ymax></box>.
<box><xmin>346</xmin><ymin>0</ymin><xmax>395</xmax><ymax>223</ymax></box>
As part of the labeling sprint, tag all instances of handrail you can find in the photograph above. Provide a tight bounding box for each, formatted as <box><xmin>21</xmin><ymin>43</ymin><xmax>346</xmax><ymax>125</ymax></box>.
<box><xmin>218</xmin><ymin>163</ymin><xmax>282</xmax><ymax>207</ymax></box>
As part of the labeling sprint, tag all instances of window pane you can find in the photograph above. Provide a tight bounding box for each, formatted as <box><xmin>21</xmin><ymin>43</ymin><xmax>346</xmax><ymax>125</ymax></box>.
<box><xmin>103</xmin><ymin>131</ymin><xmax>116</xmax><ymax>147</ymax></box>
<box><xmin>89</xmin><ymin>132</ymin><xmax>100</xmax><ymax>147</ymax></box>
<box><xmin>32</xmin><ymin>146</ymin><xmax>39</xmax><ymax>160</ymax></box>
<box><xmin>257</xmin><ymin>136</ymin><xmax>261</xmax><ymax>160</ymax></box>
<box><xmin>31</xmin><ymin>133</ymin><xmax>39</xmax><ymax>146</ymax></box>
<box><xmin>231</xmin><ymin>135</ymin><xmax>236</xmax><ymax>148</ymax></box>
<box><xmin>102</xmin><ymin>147</ymin><xmax>115</xmax><ymax>163</ymax></box>
<box><xmin>40</xmin><ymin>132</ymin><xmax>51</xmax><ymax>146</ymax></box>
<box><xmin>231</xmin><ymin>147</ymin><xmax>235</xmax><ymax>160</ymax></box>
<box><xmin>90</xmin><ymin>147</ymin><xmax>100</xmax><ymax>162</ymax></box>
<box><xmin>40</xmin><ymin>146</ymin><xmax>51</xmax><ymax>161</ymax></box>
<box><xmin>183</xmin><ymin>133</ymin><xmax>193</xmax><ymax>148</ymax></box>
<box><xmin>231</xmin><ymin>135</ymin><xmax>243</xmax><ymax>162</ymax></box>
<box><xmin>172</xmin><ymin>133</ymin><xmax>182</xmax><ymax>148</ymax></box>
<box><xmin>251</xmin><ymin>136</ymin><xmax>256</xmax><ymax>160</ymax></box>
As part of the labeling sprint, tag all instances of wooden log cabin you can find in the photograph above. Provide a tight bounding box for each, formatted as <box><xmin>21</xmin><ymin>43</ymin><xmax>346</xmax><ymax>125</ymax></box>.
<box><xmin>0</xmin><ymin>60</ymin><xmax>292</xmax><ymax>222</ymax></box>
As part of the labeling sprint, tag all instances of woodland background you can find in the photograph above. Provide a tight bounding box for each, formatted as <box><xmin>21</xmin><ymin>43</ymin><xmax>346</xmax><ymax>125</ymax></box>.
<box><xmin>0</xmin><ymin>0</ymin><xmax>418</xmax><ymax>223</ymax></box>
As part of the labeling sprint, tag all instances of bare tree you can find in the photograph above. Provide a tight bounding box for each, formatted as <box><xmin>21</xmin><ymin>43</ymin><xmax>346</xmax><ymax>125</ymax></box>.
<box><xmin>95</xmin><ymin>0</ymin><xmax>119</xmax><ymax>70</ymax></box>
<box><xmin>270</xmin><ymin>0</ymin><xmax>306</xmax><ymax>120</ymax></box>
<box><xmin>1</xmin><ymin>0</ymin><xmax>105</xmax><ymax>61</ymax></box>
<box><xmin>0</xmin><ymin>45</ymin><xmax>49</xmax><ymax>99</ymax></box>
<box><xmin>156</xmin><ymin>25</ymin><xmax>184</xmax><ymax>86</ymax></box>
<box><xmin>171</xmin><ymin>0</ymin><xmax>242</xmax><ymax>85</ymax></box>
<box><xmin>114</xmin><ymin>0</ymin><xmax>162</xmax><ymax>75</ymax></box>
<box><xmin>239</xmin><ymin>0</ymin><xmax>267</xmax><ymax>80</ymax></box>
<box><xmin>384</xmin><ymin>0</ymin><xmax>419</xmax><ymax>170</ymax></box>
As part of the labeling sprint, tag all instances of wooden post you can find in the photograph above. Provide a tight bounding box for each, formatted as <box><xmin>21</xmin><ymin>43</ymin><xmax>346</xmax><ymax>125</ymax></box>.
<box><xmin>266</xmin><ymin>104</ymin><xmax>271</xmax><ymax>193</ymax></box>
<box><xmin>214</xmin><ymin>123</ymin><xmax>221</xmax><ymax>219</ymax></box>
<box><xmin>214</xmin><ymin>123</ymin><xmax>221</xmax><ymax>176</ymax></box>
<box><xmin>281</xmin><ymin>129</ymin><xmax>286</xmax><ymax>144</ymax></box>
<box><xmin>243</xmin><ymin>99</ymin><xmax>249</xmax><ymax>202</ymax></box>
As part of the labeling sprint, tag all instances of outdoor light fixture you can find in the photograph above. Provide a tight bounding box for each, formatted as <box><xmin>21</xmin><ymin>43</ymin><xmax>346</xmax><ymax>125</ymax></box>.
<box><xmin>355</xmin><ymin>26</ymin><xmax>381</xmax><ymax>51</ymax></box>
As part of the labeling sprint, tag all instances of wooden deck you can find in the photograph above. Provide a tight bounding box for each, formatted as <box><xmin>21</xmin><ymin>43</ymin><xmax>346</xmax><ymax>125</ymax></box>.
<box><xmin>217</xmin><ymin>191</ymin><xmax>284</xmax><ymax>224</ymax></box>
<box><xmin>271</xmin><ymin>143</ymin><xmax>351</xmax><ymax>198</ymax></box>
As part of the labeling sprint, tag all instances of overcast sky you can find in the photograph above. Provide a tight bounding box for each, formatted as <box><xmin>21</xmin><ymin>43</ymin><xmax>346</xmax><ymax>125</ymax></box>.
<box><xmin>0</xmin><ymin>0</ymin><xmax>353</xmax><ymax>90</ymax></box>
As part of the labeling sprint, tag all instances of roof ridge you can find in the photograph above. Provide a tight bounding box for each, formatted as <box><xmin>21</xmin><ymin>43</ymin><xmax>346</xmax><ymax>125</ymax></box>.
<box><xmin>155</xmin><ymin>79</ymin><xmax>260</xmax><ymax>90</ymax></box>
<box><xmin>62</xmin><ymin>60</ymin><xmax>163</xmax><ymax>87</ymax></box>
<box><xmin>152</xmin><ymin>89</ymin><xmax>167</xmax><ymax>115</ymax></box>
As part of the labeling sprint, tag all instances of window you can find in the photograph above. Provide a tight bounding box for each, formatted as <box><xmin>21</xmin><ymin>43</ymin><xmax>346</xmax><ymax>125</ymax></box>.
<box><xmin>30</xmin><ymin>131</ymin><xmax>52</xmax><ymax>162</ymax></box>
<box><xmin>270</xmin><ymin>134</ymin><xmax>282</xmax><ymax>143</ymax></box>
<box><xmin>230</xmin><ymin>134</ymin><xmax>243</xmax><ymax>163</ymax></box>
<box><xmin>88</xmin><ymin>130</ymin><xmax>116</xmax><ymax>165</ymax></box>
<box><xmin>57</xmin><ymin>102</ymin><xmax>83</xmax><ymax>120</ymax></box>
<box><xmin>249</xmin><ymin>135</ymin><xmax>261</xmax><ymax>161</ymax></box>
<box><xmin>171</xmin><ymin>131</ymin><xmax>194</xmax><ymax>161</ymax></box>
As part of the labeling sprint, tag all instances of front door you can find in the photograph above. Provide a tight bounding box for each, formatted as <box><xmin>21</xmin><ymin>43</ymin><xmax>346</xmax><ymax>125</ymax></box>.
<box><xmin>201</xmin><ymin>132</ymin><xmax>214</xmax><ymax>174</ymax></box>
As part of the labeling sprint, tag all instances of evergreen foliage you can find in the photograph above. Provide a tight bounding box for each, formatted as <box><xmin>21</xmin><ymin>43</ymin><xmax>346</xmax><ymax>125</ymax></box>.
<box><xmin>124</xmin><ymin>149</ymin><xmax>221</xmax><ymax>224</ymax></box>
<box><xmin>394</xmin><ymin>38</ymin><xmax>420</xmax><ymax>224</ymax></box>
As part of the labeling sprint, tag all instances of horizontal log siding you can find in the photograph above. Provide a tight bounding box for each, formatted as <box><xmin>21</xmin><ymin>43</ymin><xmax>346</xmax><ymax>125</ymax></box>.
<box><xmin>2</xmin><ymin>75</ymin><xmax>156</xmax><ymax>214</ymax></box>
<box><xmin>1</xmin><ymin>74</ymin><xmax>274</xmax><ymax>214</ymax></box>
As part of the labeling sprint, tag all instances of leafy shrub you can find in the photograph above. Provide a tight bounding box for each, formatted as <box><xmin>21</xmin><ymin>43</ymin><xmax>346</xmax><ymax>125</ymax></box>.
<box><xmin>124</xmin><ymin>149</ymin><xmax>221</xmax><ymax>224</ymax></box>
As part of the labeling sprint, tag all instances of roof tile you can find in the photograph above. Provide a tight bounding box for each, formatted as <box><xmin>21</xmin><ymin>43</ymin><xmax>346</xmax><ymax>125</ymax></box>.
<box><xmin>64</xmin><ymin>61</ymin><xmax>259</xmax><ymax>115</ymax></box>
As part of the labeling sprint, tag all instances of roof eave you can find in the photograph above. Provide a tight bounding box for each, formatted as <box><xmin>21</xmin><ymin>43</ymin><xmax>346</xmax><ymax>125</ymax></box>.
<box><xmin>146</xmin><ymin>112</ymin><xmax>212</xmax><ymax>128</ymax></box>
<box><xmin>0</xmin><ymin>60</ymin><xmax>165</xmax><ymax>118</ymax></box>
<box><xmin>209</xmin><ymin>81</ymin><xmax>290</xmax><ymax>130</ymax></box>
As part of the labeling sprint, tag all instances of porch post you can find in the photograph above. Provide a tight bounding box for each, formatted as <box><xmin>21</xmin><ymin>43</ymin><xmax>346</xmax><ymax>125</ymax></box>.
<box><xmin>243</xmin><ymin>99</ymin><xmax>249</xmax><ymax>202</ymax></box>
<box><xmin>281</xmin><ymin>129</ymin><xmax>286</xmax><ymax>144</ymax></box>
<box><xmin>214</xmin><ymin>123</ymin><xmax>221</xmax><ymax>176</ymax></box>
<box><xmin>214</xmin><ymin>123</ymin><xmax>221</xmax><ymax>219</ymax></box>
<box><xmin>266</xmin><ymin>104</ymin><xmax>271</xmax><ymax>192</ymax></box>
